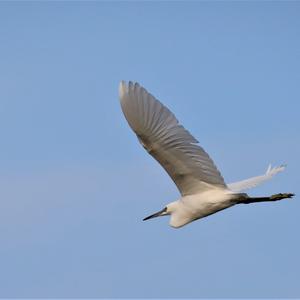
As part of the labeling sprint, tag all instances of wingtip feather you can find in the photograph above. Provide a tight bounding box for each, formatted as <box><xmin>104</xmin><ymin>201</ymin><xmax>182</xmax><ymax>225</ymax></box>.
<box><xmin>119</xmin><ymin>80</ymin><xmax>142</xmax><ymax>100</ymax></box>
<box><xmin>119</xmin><ymin>80</ymin><xmax>127</xmax><ymax>100</ymax></box>
<box><xmin>266</xmin><ymin>163</ymin><xmax>286</xmax><ymax>176</ymax></box>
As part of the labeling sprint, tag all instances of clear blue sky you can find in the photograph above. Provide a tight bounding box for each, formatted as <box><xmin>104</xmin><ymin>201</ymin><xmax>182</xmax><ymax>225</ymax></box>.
<box><xmin>0</xmin><ymin>1</ymin><xmax>299</xmax><ymax>298</ymax></box>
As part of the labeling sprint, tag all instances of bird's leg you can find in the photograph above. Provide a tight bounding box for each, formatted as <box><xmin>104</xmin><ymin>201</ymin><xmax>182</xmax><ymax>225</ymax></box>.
<box><xmin>239</xmin><ymin>193</ymin><xmax>294</xmax><ymax>204</ymax></box>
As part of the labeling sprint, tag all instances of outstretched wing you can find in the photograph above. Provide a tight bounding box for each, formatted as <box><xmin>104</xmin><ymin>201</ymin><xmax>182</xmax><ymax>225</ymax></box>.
<box><xmin>227</xmin><ymin>164</ymin><xmax>286</xmax><ymax>192</ymax></box>
<box><xmin>119</xmin><ymin>81</ymin><xmax>226</xmax><ymax>196</ymax></box>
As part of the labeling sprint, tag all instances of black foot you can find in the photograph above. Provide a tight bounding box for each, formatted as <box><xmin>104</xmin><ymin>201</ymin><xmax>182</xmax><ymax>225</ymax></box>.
<box><xmin>270</xmin><ymin>193</ymin><xmax>295</xmax><ymax>200</ymax></box>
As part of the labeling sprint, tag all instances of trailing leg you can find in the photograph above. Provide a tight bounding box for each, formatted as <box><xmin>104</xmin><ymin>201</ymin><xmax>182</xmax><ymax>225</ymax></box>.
<box><xmin>239</xmin><ymin>193</ymin><xmax>294</xmax><ymax>204</ymax></box>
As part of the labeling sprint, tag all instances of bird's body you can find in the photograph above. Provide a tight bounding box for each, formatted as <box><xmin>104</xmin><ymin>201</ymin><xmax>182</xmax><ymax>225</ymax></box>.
<box><xmin>119</xmin><ymin>81</ymin><xmax>294</xmax><ymax>228</ymax></box>
<box><xmin>168</xmin><ymin>189</ymin><xmax>236</xmax><ymax>228</ymax></box>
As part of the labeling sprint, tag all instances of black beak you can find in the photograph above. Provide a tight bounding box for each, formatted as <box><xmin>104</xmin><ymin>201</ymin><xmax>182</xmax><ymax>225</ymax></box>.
<box><xmin>143</xmin><ymin>207</ymin><xmax>167</xmax><ymax>221</ymax></box>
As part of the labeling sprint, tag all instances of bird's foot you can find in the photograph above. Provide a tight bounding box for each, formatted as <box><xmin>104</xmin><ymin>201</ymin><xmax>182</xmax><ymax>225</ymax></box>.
<box><xmin>270</xmin><ymin>193</ymin><xmax>295</xmax><ymax>201</ymax></box>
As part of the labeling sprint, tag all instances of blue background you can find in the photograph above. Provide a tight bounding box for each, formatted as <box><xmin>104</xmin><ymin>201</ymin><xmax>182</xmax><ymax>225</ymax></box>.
<box><xmin>0</xmin><ymin>1</ymin><xmax>299</xmax><ymax>298</ymax></box>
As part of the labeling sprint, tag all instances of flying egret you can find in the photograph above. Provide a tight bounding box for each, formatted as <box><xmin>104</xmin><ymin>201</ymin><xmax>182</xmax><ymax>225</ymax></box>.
<box><xmin>119</xmin><ymin>81</ymin><xmax>294</xmax><ymax>228</ymax></box>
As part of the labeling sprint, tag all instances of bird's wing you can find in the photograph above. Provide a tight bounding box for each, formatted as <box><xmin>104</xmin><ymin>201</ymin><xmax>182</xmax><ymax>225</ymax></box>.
<box><xmin>119</xmin><ymin>81</ymin><xmax>226</xmax><ymax>196</ymax></box>
<box><xmin>227</xmin><ymin>164</ymin><xmax>286</xmax><ymax>192</ymax></box>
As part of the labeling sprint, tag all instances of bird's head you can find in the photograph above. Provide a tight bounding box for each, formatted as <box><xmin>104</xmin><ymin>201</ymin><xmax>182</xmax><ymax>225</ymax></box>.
<box><xmin>142</xmin><ymin>202</ymin><xmax>177</xmax><ymax>221</ymax></box>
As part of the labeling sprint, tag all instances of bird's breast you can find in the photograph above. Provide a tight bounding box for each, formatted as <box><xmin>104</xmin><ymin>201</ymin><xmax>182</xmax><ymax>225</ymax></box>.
<box><xmin>181</xmin><ymin>190</ymin><xmax>234</xmax><ymax>218</ymax></box>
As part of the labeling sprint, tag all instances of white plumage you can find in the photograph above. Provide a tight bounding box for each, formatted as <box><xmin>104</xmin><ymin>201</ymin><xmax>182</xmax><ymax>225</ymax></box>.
<box><xmin>228</xmin><ymin>164</ymin><xmax>285</xmax><ymax>192</ymax></box>
<box><xmin>119</xmin><ymin>81</ymin><xmax>293</xmax><ymax>228</ymax></box>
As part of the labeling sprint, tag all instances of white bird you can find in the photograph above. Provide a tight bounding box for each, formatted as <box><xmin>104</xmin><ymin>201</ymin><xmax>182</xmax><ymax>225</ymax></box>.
<box><xmin>119</xmin><ymin>81</ymin><xmax>294</xmax><ymax>228</ymax></box>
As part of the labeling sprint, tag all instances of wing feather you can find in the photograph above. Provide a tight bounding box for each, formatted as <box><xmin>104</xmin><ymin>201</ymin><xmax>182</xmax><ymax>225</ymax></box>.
<box><xmin>227</xmin><ymin>164</ymin><xmax>286</xmax><ymax>192</ymax></box>
<box><xmin>119</xmin><ymin>81</ymin><xmax>226</xmax><ymax>196</ymax></box>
